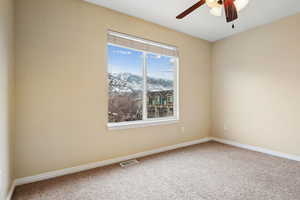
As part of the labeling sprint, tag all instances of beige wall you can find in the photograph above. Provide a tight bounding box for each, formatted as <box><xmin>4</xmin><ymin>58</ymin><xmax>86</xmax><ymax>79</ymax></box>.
<box><xmin>15</xmin><ymin>0</ymin><xmax>211</xmax><ymax>178</ymax></box>
<box><xmin>212</xmin><ymin>13</ymin><xmax>300</xmax><ymax>156</ymax></box>
<box><xmin>0</xmin><ymin>0</ymin><xmax>15</xmax><ymax>198</ymax></box>
<box><xmin>15</xmin><ymin>0</ymin><xmax>300</xmax><ymax>181</ymax></box>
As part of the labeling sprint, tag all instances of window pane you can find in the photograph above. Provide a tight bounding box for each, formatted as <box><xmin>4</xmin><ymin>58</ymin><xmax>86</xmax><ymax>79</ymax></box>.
<box><xmin>108</xmin><ymin>45</ymin><xmax>143</xmax><ymax>123</ymax></box>
<box><xmin>146</xmin><ymin>54</ymin><xmax>175</xmax><ymax>119</ymax></box>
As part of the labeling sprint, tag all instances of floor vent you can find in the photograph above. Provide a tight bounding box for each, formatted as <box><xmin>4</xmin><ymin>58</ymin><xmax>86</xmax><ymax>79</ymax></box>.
<box><xmin>120</xmin><ymin>159</ymin><xmax>139</xmax><ymax>168</ymax></box>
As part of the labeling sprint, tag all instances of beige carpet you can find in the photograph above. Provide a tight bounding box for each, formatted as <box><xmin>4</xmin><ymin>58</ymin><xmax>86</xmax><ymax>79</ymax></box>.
<box><xmin>12</xmin><ymin>142</ymin><xmax>300</xmax><ymax>200</ymax></box>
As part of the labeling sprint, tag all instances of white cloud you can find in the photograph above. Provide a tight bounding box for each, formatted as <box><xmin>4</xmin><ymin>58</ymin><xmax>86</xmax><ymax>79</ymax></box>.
<box><xmin>113</xmin><ymin>50</ymin><xmax>132</xmax><ymax>55</ymax></box>
<box><xmin>169</xmin><ymin>58</ymin><xmax>176</xmax><ymax>63</ymax></box>
<box><xmin>160</xmin><ymin>69</ymin><xmax>173</xmax><ymax>73</ymax></box>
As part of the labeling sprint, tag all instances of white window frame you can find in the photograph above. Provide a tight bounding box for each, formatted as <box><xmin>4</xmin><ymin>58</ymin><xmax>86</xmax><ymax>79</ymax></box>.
<box><xmin>107</xmin><ymin>40</ymin><xmax>179</xmax><ymax>130</ymax></box>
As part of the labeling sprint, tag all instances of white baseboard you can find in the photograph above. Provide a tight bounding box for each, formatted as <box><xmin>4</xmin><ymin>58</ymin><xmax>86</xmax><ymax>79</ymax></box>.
<box><xmin>6</xmin><ymin>180</ymin><xmax>16</xmax><ymax>200</ymax></box>
<box><xmin>9</xmin><ymin>136</ymin><xmax>299</xmax><ymax>199</ymax></box>
<box><xmin>211</xmin><ymin>137</ymin><xmax>300</xmax><ymax>162</ymax></box>
<box><xmin>14</xmin><ymin>137</ymin><xmax>211</xmax><ymax>186</ymax></box>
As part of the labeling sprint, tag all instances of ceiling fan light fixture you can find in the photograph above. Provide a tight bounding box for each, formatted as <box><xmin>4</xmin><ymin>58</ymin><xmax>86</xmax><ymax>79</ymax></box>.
<box><xmin>210</xmin><ymin>7</ymin><xmax>222</xmax><ymax>17</ymax></box>
<box><xmin>234</xmin><ymin>0</ymin><xmax>249</xmax><ymax>12</ymax></box>
<box><xmin>176</xmin><ymin>0</ymin><xmax>248</xmax><ymax>25</ymax></box>
<box><xmin>206</xmin><ymin>0</ymin><xmax>220</xmax><ymax>9</ymax></box>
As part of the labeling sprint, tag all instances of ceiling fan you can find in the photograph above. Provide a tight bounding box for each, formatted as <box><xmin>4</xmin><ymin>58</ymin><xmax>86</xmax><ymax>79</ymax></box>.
<box><xmin>176</xmin><ymin>0</ymin><xmax>249</xmax><ymax>27</ymax></box>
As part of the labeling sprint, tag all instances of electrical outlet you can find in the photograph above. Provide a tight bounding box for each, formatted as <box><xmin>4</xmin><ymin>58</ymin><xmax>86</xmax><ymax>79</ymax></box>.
<box><xmin>181</xmin><ymin>127</ymin><xmax>185</xmax><ymax>133</ymax></box>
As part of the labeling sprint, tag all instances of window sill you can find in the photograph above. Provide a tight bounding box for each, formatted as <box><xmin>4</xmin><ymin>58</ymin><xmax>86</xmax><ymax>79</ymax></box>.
<box><xmin>107</xmin><ymin>118</ymin><xmax>179</xmax><ymax>130</ymax></box>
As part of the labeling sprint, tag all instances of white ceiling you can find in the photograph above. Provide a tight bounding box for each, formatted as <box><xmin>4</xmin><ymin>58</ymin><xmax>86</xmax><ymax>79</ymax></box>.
<box><xmin>85</xmin><ymin>0</ymin><xmax>300</xmax><ymax>41</ymax></box>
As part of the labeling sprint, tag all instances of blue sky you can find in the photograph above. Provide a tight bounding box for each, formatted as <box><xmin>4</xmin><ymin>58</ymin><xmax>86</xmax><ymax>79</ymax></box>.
<box><xmin>108</xmin><ymin>45</ymin><xmax>175</xmax><ymax>80</ymax></box>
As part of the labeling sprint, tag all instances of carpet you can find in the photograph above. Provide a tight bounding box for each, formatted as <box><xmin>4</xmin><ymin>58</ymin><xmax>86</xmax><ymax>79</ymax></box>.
<box><xmin>12</xmin><ymin>142</ymin><xmax>300</xmax><ymax>200</ymax></box>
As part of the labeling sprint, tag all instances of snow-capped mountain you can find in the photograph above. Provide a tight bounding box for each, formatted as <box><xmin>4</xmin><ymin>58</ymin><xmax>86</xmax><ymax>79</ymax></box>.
<box><xmin>109</xmin><ymin>73</ymin><xmax>173</xmax><ymax>94</ymax></box>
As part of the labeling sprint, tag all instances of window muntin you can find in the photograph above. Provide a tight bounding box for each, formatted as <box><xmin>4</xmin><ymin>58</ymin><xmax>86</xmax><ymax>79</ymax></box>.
<box><xmin>107</xmin><ymin>33</ymin><xmax>179</xmax><ymax>128</ymax></box>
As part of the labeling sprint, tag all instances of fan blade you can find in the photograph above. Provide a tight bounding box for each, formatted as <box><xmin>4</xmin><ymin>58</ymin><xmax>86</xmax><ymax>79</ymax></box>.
<box><xmin>224</xmin><ymin>0</ymin><xmax>238</xmax><ymax>22</ymax></box>
<box><xmin>176</xmin><ymin>0</ymin><xmax>206</xmax><ymax>19</ymax></box>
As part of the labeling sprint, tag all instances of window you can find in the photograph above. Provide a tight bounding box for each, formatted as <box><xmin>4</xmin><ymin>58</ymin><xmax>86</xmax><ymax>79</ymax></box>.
<box><xmin>107</xmin><ymin>31</ymin><xmax>179</xmax><ymax>129</ymax></box>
